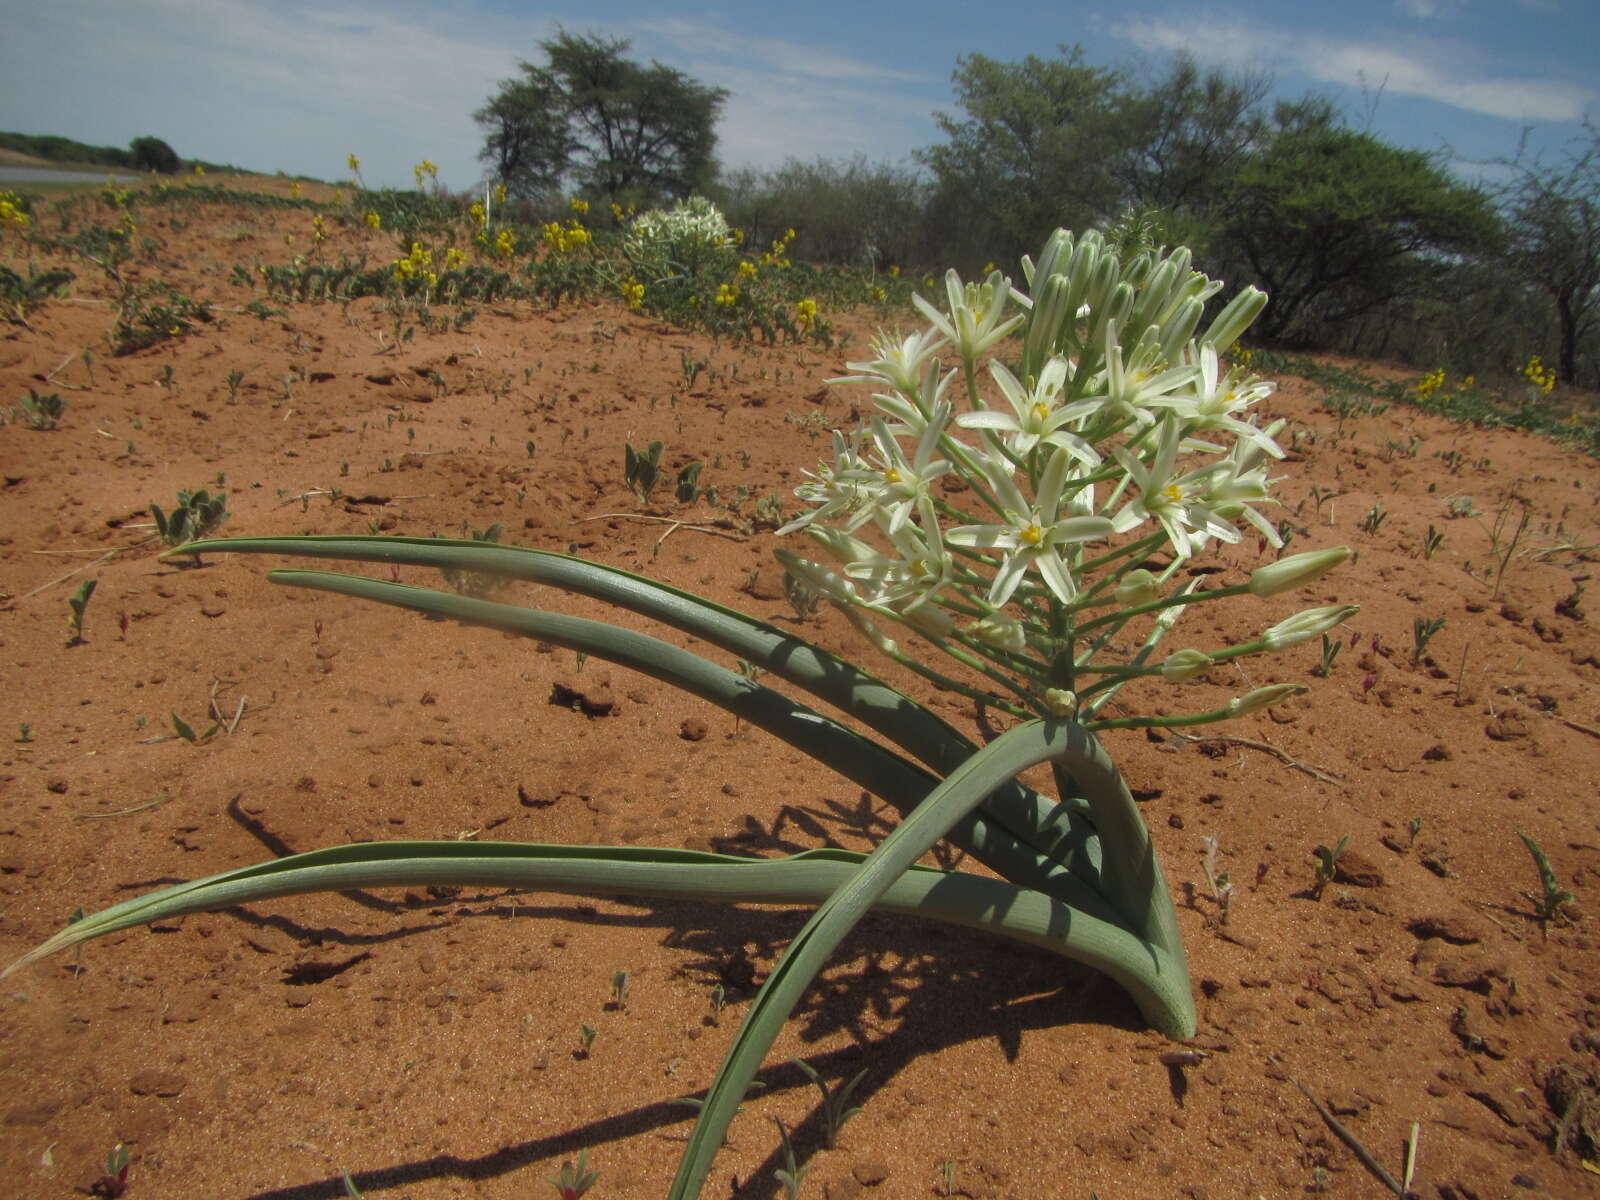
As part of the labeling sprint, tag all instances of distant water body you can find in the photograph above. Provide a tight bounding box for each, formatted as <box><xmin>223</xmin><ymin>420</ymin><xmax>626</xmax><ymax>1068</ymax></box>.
<box><xmin>0</xmin><ymin>166</ymin><xmax>140</xmax><ymax>183</ymax></box>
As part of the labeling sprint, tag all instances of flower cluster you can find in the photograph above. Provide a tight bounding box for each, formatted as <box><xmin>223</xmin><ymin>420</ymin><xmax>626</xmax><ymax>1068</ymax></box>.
<box><xmin>392</xmin><ymin>241</ymin><xmax>437</xmax><ymax>288</ymax></box>
<box><xmin>542</xmin><ymin>219</ymin><xmax>591</xmax><ymax>254</ymax></box>
<box><xmin>759</xmin><ymin>228</ymin><xmax>797</xmax><ymax>268</ymax></box>
<box><xmin>1523</xmin><ymin>354</ymin><xmax>1556</xmax><ymax>394</ymax></box>
<box><xmin>795</xmin><ymin>298</ymin><xmax>819</xmax><ymax>329</ymax></box>
<box><xmin>619</xmin><ymin>277</ymin><xmax>645</xmax><ymax>311</ymax></box>
<box><xmin>0</xmin><ymin>191</ymin><xmax>28</xmax><ymax>232</ymax></box>
<box><xmin>1414</xmin><ymin>367</ymin><xmax>1446</xmax><ymax>401</ymax></box>
<box><xmin>413</xmin><ymin>159</ymin><xmax>439</xmax><ymax>190</ymax></box>
<box><xmin>777</xmin><ymin>228</ymin><xmax>1353</xmax><ymax>729</ymax></box>
<box><xmin>625</xmin><ymin>195</ymin><xmax>734</xmax><ymax>268</ymax></box>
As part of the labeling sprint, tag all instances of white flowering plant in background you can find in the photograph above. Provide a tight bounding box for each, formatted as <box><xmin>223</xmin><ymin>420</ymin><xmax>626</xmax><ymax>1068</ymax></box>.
<box><xmin>623</xmin><ymin>193</ymin><xmax>737</xmax><ymax>283</ymax></box>
<box><xmin>778</xmin><ymin>227</ymin><xmax>1353</xmax><ymax>732</ymax></box>
<box><xmin>7</xmin><ymin>228</ymin><xmax>1353</xmax><ymax>1200</ymax></box>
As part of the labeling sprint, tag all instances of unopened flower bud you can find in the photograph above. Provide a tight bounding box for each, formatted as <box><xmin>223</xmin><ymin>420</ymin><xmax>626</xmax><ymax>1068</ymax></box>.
<box><xmin>1114</xmin><ymin>569</ymin><xmax>1162</xmax><ymax>607</ymax></box>
<box><xmin>1225</xmin><ymin>683</ymin><xmax>1305</xmax><ymax>718</ymax></box>
<box><xmin>892</xmin><ymin>600</ymin><xmax>956</xmax><ymax>638</ymax></box>
<box><xmin>842</xmin><ymin>607</ymin><xmax>899</xmax><ymax>658</ymax></box>
<box><xmin>1161</xmin><ymin>649</ymin><xmax>1213</xmax><ymax>682</ymax></box>
<box><xmin>971</xmin><ymin>612</ymin><xmax>1027</xmax><ymax>653</ymax></box>
<box><xmin>1261</xmin><ymin>604</ymin><xmax>1359</xmax><ymax>652</ymax></box>
<box><xmin>1248</xmin><ymin>546</ymin><xmax>1350</xmax><ymax>598</ymax></box>
<box><xmin>1045</xmin><ymin>688</ymin><xmax>1077</xmax><ymax>718</ymax></box>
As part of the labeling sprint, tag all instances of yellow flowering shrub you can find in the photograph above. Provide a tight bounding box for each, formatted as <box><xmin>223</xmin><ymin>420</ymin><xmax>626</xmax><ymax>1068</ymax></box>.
<box><xmin>1523</xmin><ymin>355</ymin><xmax>1556</xmax><ymax>394</ymax></box>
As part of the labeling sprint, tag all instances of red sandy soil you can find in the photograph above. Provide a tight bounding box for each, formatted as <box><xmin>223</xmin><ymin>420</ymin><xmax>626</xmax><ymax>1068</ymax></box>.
<box><xmin>2</xmin><ymin>186</ymin><xmax>1599</xmax><ymax>1200</ymax></box>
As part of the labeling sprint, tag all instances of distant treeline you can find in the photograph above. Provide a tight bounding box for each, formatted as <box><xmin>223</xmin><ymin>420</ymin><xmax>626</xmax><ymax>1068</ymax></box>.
<box><xmin>702</xmin><ymin>52</ymin><xmax>1599</xmax><ymax>388</ymax></box>
<box><xmin>0</xmin><ymin>130</ymin><xmax>237</xmax><ymax>177</ymax></box>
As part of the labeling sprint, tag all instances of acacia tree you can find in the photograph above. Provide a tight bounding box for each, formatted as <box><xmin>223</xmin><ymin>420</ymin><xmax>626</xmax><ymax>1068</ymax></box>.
<box><xmin>1219</xmin><ymin>108</ymin><xmax>1502</xmax><ymax>344</ymax></box>
<box><xmin>1500</xmin><ymin>126</ymin><xmax>1600</xmax><ymax>385</ymax></box>
<box><xmin>476</xmin><ymin>32</ymin><xmax>728</xmax><ymax>209</ymax></box>
<box><xmin>129</xmin><ymin>136</ymin><xmax>180</xmax><ymax>174</ymax></box>
<box><xmin>918</xmin><ymin>46</ymin><xmax>1125</xmax><ymax>269</ymax></box>
<box><xmin>474</xmin><ymin>73</ymin><xmax>574</xmax><ymax>202</ymax></box>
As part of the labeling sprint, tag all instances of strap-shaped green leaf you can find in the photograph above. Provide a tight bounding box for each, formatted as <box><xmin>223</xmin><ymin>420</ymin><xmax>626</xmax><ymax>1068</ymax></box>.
<box><xmin>669</xmin><ymin>717</ymin><xmax>1189</xmax><ymax>1199</ymax></box>
<box><xmin>175</xmin><ymin>536</ymin><xmax>1100</xmax><ymax>878</ymax></box>
<box><xmin>2</xmin><ymin>841</ymin><xmax>1169</xmax><ymax>1009</ymax></box>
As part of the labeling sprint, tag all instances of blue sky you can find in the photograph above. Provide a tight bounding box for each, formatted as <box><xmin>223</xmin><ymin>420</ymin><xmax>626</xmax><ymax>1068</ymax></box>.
<box><xmin>1</xmin><ymin>0</ymin><xmax>1594</xmax><ymax>192</ymax></box>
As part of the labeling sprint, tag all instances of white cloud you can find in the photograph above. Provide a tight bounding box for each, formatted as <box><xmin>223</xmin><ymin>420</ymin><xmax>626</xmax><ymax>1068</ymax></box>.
<box><xmin>1392</xmin><ymin>0</ymin><xmax>1456</xmax><ymax>18</ymax></box>
<box><xmin>1114</xmin><ymin>15</ymin><xmax>1595</xmax><ymax>123</ymax></box>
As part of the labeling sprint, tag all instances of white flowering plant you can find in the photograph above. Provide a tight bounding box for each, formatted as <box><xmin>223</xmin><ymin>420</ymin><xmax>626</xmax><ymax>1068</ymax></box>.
<box><xmin>5</xmin><ymin>229</ymin><xmax>1351</xmax><ymax>1200</ymax></box>
<box><xmin>777</xmin><ymin>227</ymin><xmax>1355</xmax><ymax>732</ymax></box>
<box><xmin>623</xmin><ymin>193</ymin><xmax>737</xmax><ymax>284</ymax></box>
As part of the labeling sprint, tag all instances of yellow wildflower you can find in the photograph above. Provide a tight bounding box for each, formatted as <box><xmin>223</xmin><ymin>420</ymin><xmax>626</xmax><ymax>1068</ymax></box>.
<box><xmin>620</xmin><ymin>277</ymin><xmax>645</xmax><ymax>311</ymax></box>
<box><xmin>444</xmin><ymin>247</ymin><xmax>466</xmax><ymax>270</ymax></box>
<box><xmin>795</xmin><ymin>298</ymin><xmax>818</xmax><ymax>328</ymax></box>
<box><xmin>413</xmin><ymin>159</ymin><xmax>438</xmax><ymax>189</ymax></box>
<box><xmin>364</xmin><ymin>210</ymin><xmax>382</xmax><ymax>230</ymax></box>
<box><xmin>290</xmin><ymin>181</ymin><xmax>302</xmax><ymax>198</ymax></box>
<box><xmin>714</xmin><ymin>283</ymin><xmax>738</xmax><ymax>307</ymax></box>
<box><xmin>1523</xmin><ymin>355</ymin><xmax>1556</xmax><ymax>394</ymax></box>
<box><xmin>493</xmin><ymin>183</ymin><xmax>507</xmax><ymax>206</ymax></box>
<box><xmin>470</xmin><ymin>202</ymin><xmax>486</xmax><ymax>228</ymax></box>
<box><xmin>570</xmin><ymin>197</ymin><xmax>589</xmax><ymax>214</ymax></box>
<box><xmin>737</xmin><ymin>260</ymin><xmax>758</xmax><ymax>280</ymax></box>
<box><xmin>0</xmin><ymin>194</ymin><xmax>29</xmax><ymax>231</ymax></box>
<box><xmin>495</xmin><ymin>229</ymin><xmax>516</xmax><ymax>258</ymax></box>
<box><xmin>347</xmin><ymin>154</ymin><xmax>361</xmax><ymax>174</ymax></box>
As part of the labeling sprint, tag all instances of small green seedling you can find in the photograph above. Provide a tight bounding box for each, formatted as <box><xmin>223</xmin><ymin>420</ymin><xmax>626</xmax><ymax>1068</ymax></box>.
<box><xmin>1358</xmin><ymin>502</ymin><xmax>1387</xmax><ymax>534</ymax></box>
<box><xmin>67</xmin><ymin>578</ymin><xmax>97</xmax><ymax>644</ymax></box>
<box><xmin>169</xmin><ymin>711</ymin><xmax>220</xmax><ymax>745</ymax></box>
<box><xmin>150</xmin><ymin>488</ymin><xmax>229</xmax><ymax>550</ymax></box>
<box><xmin>1200</xmin><ymin>834</ymin><xmax>1233</xmax><ymax>924</ymax></box>
<box><xmin>92</xmin><ymin>1142</ymin><xmax>131</xmax><ymax>1198</ymax></box>
<box><xmin>342</xmin><ymin>1171</ymin><xmax>365</xmax><ymax>1198</ymax></box>
<box><xmin>1411</xmin><ymin>615</ymin><xmax>1446</xmax><ymax>664</ymax></box>
<box><xmin>1422</xmin><ymin>524</ymin><xmax>1444</xmax><ymax>560</ymax></box>
<box><xmin>18</xmin><ymin>387</ymin><xmax>66</xmax><ymax>430</ymax></box>
<box><xmin>1311</xmin><ymin>835</ymin><xmax>1349</xmax><ymax>900</ymax></box>
<box><xmin>609</xmin><ymin>968</ymin><xmax>630</xmax><ymax>1011</ymax></box>
<box><xmin>1516</xmin><ymin>830</ymin><xmax>1577</xmax><ymax>927</ymax></box>
<box><xmin>577</xmin><ymin>1022</ymin><xmax>597</xmax><ymax>1058</ymax></box>
<box><xmin>624</xmin><ymin>439</ymin><xmax>665</xmax><ymax>503</ymax></box>
<box><xmin>15</xmin><ymin>722</ymin><xmax>32</xmax><ymax>743</ymax></box>
<box><xmin>225</xmin><ymin>368</ymin><xmax>245</xmax><ymax>401</ymax></box>
<box><xmin>790</xmin><ymin>1056</ymin><xmax>867</xmax><ymax>1150</ymax></box>
<box><xmin>707</xmin><ymin>983</ymin><xmax>726</xmax><ymax>1026</ymax></box>
<box><xmin>939</xmin><ymin>1160</ymin><xmax>961</xmax><ymax>1198</ymax></box>
<box><xmin>772</xmin><ymin>1118</ymin><xmax>812</xmax><ymax>1199</ymax></box>
<box><xmin>675</xmin><ymin>460</ymin><xmax>705</xmax><ymax>505</ymax></box>
<box><xmin>1311</xmin><ymin>634</ymin><xmax>1341</xmax><ymax>678</ymax></box>
<box><xmin>1407</xmin><ymin>816</ymin><xmax>1422</xmax><ymax>847</ymax></box>
<box><xmin>546</xmin><ymin>1149</ymin><xmax>599</xmax><ymax>1199</ymax></box>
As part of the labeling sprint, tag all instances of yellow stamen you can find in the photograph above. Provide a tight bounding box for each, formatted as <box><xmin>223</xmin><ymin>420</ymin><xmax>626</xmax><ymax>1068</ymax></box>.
<box><xmin>1160</xmin><ymin>484</ymin><xmax>1182</xmax><ymax>504</ymax></box>
<box><xmin>1020</xmin><ymin>523</ymin><xmax>1043</xmax><ymax>546</ymax></box>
